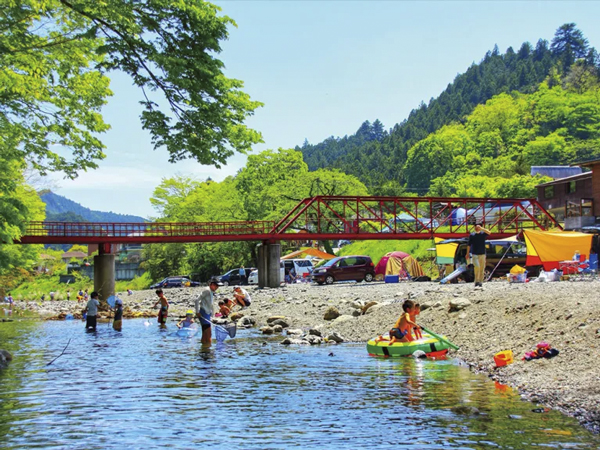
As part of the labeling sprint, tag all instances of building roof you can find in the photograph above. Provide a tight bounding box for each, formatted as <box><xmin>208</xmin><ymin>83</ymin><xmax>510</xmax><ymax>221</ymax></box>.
<box><xmin>575</xmin><ymin>158</ymin><xmax>600</xmax><ymax>167</ymax></box>
<box><xmin>61</xmin><ymin>251</ymin><xmax>87</xmax><ymax>259</ymax></box>
<box><xmin>535</xmin><ymin>171</ymin><xmax>591</xmax><ymax>188</ymax></box>
<box><xmin>530</xmin><ymin>166</ymin><xmax>582</xmax><ymax>179</ymax></box>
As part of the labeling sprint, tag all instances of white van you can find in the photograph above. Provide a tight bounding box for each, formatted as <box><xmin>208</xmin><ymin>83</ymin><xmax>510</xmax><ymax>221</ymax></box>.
<box><xmin>248</xmin><ymin>262</ymin><xmax>286</xmax><ymax>285</ymax></box>
<box><xmin>282</xmin><ymin>259</ymin><xmax>314</xmax><ymax>280</ymax></box>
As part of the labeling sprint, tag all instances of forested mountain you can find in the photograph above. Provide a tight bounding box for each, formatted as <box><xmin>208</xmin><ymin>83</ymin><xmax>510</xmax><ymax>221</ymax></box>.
<box><xmin>406</xmin><ymin>78</ymin><xmax>600</xmax><ymax>197</ymax></box>
<box><xmin>299</xmin><ymin>24</ymin><xmax>598</xmax><ymax>194</ymax></box>
<box><xmin>40</xmin><ymin>191</ymin><xmax>146</xmax><ymax>223</ymax></box>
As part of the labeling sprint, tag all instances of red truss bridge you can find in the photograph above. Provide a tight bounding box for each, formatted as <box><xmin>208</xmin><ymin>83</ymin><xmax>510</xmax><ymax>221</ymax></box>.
<box><xmin>19</xmin><ymin>196</ymin><xmax>560</xmax><ymax>245</ymax></box>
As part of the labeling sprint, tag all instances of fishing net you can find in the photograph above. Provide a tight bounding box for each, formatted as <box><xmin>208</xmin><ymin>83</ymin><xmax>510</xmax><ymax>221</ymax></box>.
<box><xmin>214</xmin><ymin>323</ymin><xmax>237</xmax><ymax>342</ymax></box>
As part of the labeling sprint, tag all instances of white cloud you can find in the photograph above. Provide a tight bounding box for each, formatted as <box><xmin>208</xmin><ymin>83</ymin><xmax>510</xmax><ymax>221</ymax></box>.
<box><xmin>50</xmin><ymin>166</ymin><xmax>158</xmax><ymax>190</ymax></box>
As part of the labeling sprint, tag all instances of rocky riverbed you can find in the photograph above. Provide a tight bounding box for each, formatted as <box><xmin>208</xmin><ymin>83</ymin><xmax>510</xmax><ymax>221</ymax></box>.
<box><xmin>6</xmin><ymin>278</ymin><xmax>600</xmax><ymax>433</ymax></box>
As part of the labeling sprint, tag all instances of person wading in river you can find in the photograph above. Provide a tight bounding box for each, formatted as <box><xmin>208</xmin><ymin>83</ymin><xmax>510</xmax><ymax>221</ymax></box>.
<box><xmin>84</xmin><ymin>291</ymin><xmax>100</xmax><ymax>331</ymax></box>
<box><xmin>466</xmin><ymin>222</ymin><xmax>491</xmax><ymax>287</ymax></box>
<box><xmin>195</xmin><ymin>279</ymin><xmax>219</xmax><ymax>347</ymax></box>
<box><xmin>153</xmin><ymin>289</ymin><xmax>169</xmax><ymax>327</ymax></box>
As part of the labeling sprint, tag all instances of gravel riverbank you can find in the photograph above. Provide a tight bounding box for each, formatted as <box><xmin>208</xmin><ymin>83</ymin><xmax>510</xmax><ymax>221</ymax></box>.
<box><xmin>8</xmin><ymin>279</ymin><xmax>600</xmax><ymax>433</ymax></box>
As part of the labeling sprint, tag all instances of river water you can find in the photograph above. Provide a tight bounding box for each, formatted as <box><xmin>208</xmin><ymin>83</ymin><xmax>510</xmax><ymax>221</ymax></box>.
<box><xmin>0</xmin><ymin>319</ymin><xmax>599</xmax><ymax>450</ymax></box>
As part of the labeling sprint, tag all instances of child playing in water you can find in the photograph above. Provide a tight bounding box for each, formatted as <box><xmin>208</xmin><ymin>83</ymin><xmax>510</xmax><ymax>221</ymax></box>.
<box><xmin>217</xmin><ymin>300</ymin><xmax>231</xmax><ymax>318</ymax></box>
<box><xmin>177</xmin><ymin>310</ymin><xmax>195</xmax><ymax>328</ymax></box>
<box><xmin>223</xmin><ymin>298</ymin><xmax>235</xmax><ymax>311</ymax></box>
<box><xmin>113</xmin><ymin>298</ymin><xmax>123</xmax><ymax>332</ymax></box>
<box><xmin>153</xmin><ymin>289</ymin><xmax>169</xmax><ymax>326</ymax></box>
<box><xmin>388</xmin><ymin>299</ymin><xmax>420</xmax><ymax>345</ymax></box>
<box><xmin>411</xmin><ymin>303</ymin><xmax>422</xmax><ymax>340</ymax></box>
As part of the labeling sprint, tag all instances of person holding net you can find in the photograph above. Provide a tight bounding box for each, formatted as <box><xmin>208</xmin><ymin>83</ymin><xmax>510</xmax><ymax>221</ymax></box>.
<box><xmin>195</xmin><ymin>279</ymin><xmax>219</xmax><ymax>346</ymax></box>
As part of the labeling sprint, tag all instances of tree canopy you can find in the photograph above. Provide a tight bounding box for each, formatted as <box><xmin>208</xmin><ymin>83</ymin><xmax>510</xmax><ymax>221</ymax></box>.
<box><xmin>1</xmin><ymin>0</ymin><xmax>262</xmax><ymax>175</ymax></box>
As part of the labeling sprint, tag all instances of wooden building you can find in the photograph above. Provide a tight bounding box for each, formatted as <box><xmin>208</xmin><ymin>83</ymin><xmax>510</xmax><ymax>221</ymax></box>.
<box><xmin>535</xmin><ymin>160</ymin><xmax>600</xmax><ymax>228</ymax></box>
<box><xmin>578</xmin><ymin>158</ymin><xmax>600</xmax><ymax>217</ymax></box>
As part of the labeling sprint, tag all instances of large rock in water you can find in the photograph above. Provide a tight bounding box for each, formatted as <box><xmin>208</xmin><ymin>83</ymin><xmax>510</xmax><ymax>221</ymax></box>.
<box><xmin>323</xmin><ymin>307</ymin><xmax>340</xmax><ymax>321</ymax></box>
<box><xmin>239</xmin><ymin>316</ymin><xmax>256</xmax><ymax>327</ymax></box>
<box><xmin>326</xmin><ymin>332</ymin><xmax>345</xmax><ymax>343</ymax></box>
<box><xmin>0</xmin><ymin>349</ymin><xmax>13</xmax><ymax>369</ymax></box>
<box><xmin>449</xmin><ymin>297</ymin><xmax>471</xmax><ymax>312</ymax></box>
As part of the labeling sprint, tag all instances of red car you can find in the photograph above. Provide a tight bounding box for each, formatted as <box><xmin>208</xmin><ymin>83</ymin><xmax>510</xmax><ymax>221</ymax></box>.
<box><xmin>312</xmin><ymin>255</ymin><xmax>375</xmax><ymax>285</ymax></box>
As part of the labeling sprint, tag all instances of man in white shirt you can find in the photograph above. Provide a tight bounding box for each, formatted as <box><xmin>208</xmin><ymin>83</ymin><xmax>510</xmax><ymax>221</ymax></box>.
<box><xmin>233</xmin><ymin>286</ymin><xmax>251</xmax><ymax>308</ymax></box>
<box><xmin>85</xmin><ymin>291</ymin><xmax>100</xmax><ymax>331</ymax></box>
<box><xmin>195</xmin><ymin>279</ymin><xmax>219</xmax><ymax>346</ymax></box>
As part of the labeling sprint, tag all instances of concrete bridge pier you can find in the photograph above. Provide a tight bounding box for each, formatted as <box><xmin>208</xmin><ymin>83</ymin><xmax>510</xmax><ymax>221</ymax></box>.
<box><xmin>257</xmin><ymin>241</ymin><xmax>281</xmax><ymax>288</ymax></box>
<box><xmin>94</xmin><ymin>243</ymin><xmax>115</xmax><ymax>305</ymax></box>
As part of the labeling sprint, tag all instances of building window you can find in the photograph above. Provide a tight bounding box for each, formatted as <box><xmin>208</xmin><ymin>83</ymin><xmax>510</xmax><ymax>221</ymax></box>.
<box><xmin>544</xmin><ymin>186</ymin><xmax>554</xmax><ymax>199</ymax></box>
<box><xmin>566</xmin><ymin>181</ymin><xmax>576</xmax><ymax>194</ymax></box>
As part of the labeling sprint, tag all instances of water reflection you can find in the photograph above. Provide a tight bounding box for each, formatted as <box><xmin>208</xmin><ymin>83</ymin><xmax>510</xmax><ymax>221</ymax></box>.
<box><xmin>0</xmin><ymin>319</ymin><xmax>598</xmax><ymax>449</ymax></box>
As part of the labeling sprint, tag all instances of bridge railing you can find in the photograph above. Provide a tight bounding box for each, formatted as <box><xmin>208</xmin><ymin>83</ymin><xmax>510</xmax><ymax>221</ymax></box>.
<box><xmin>20</xmin><ymin>197</ymin><xmax>560</xmax><ymax>244</ymax></box>
<box><xmin>25</xmin><ymin>221</ymin><xmax>277</xmax><ymax>239</ymax></box>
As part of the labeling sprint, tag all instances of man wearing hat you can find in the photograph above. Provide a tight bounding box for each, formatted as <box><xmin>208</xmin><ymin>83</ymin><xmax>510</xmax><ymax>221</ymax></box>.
<box><xmin>195</xmin><ymin>278</ymin><xmax>219</xmax><ymax>346</ymax></box>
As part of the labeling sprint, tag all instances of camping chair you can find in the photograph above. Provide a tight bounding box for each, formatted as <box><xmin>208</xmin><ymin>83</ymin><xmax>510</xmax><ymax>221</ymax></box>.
<box><xmin>571</xmin><ymin>254</ymin><xmax>597</xmax><ymax>281</ymax></box>
<box><xmin>578</xmin><ymin>254</ymin><xmax>598</xmax><ymax>280</ymax></box>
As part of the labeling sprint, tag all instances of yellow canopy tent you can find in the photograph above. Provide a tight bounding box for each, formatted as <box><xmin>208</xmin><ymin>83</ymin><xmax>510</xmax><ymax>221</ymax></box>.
<box><xmin>523</xmin><ymin>229</ymin><xmax>593</xmax><ymax>270</ymax></box>
<box><xmin>281</xmin><ymin>248</ymin><xmax>337</xmax><ymax>260</ymax></box>
<box><xmin>435</xmin><ymin>237</ymin><xmax>458</xmax><ymax>265</ymax></box>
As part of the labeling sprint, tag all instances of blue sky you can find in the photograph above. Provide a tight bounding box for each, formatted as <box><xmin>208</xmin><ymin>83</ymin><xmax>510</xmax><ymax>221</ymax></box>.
<box><xmin>48</xmin><ymin>1</ymin><xmax>600</xmax><ymax>218</ymax></box>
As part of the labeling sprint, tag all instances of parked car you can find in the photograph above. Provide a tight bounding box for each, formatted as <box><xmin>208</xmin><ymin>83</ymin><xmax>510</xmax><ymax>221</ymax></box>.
<box><xmin>248</xmin><ymin>262</ymin><xmax>285</xmax><ymax>285</ymax></box>
<box><xmin>442</xmin><ymin>238</ymin><xmax>537</xmax><ymax>280</ymax></box>
<box><xmin>312</xmin><ymin>255</ymin><xmax>375</xmax><ymax>285</ymax></box>
<box><xmin>215</xmin><ymin>267</ymin><xmax>256</xmax><ymax>286</ymax></box>
<box><xmin>150</xmin><ymin>276</ymin><xmax>200</xmax><ymax>289</ymax></box>
<box><xmin>282</xmin><ymin>259</ymin><xmax>314</xmax><ymax>280</ymax></box>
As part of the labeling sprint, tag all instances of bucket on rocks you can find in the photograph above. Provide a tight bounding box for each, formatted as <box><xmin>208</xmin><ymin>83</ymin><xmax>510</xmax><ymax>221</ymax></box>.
<box><xmin>494</xmin><ymin>350</ymin><xmax>514</xmax><ymax>367</ymax></box>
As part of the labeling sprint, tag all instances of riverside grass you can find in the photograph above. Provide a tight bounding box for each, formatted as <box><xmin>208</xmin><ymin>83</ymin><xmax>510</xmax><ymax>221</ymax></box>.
<box><xmin>8</xmin><ymin>272</ymin><xmax>152</xmax><ymax>301</ymax></box>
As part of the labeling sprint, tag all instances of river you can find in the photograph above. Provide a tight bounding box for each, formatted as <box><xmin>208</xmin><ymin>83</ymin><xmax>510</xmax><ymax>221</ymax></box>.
<box><xmin>0</xmin><ymin>318</ymin><xmax>598</xmax><ymax>449</ymax></box>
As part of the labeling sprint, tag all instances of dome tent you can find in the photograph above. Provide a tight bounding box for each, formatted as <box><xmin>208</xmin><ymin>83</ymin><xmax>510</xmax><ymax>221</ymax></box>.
<box><xmin>375</xmin><ymin>251</ymin><xmax>425</xmax><ymax>280</ymax></box>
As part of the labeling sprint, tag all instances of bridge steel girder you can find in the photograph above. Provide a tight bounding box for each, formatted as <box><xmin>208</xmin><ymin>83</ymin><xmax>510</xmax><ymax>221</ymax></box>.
<box><xmin>17</xmin><ymin>196</ymin><xmax>561</xmax><ymax>246</ymax></box>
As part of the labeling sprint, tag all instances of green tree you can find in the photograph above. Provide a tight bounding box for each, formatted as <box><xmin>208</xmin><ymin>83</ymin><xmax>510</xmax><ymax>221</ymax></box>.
<box><xmin>142</xmin><ymin>243</ymin><xmax>189</xmax><ymax>282</ymax></box>
<box><xmin>67</xmin><ymin>244</ymin><xmax>88</xmax><ymax>254</ymax></box>
<box><xmin>150</xmin><ymin>175</ymin><xmax>201</xmax><ymax>219</ymax></box>
<box><xmin>236</xmin><ymin>149</ymin><xmax>308</xmax><ymax>220</ymax></box>
<box><xmin>551</xmin><ymin>23</ymin><xmax>589</xmax><ymax>70</ymax></box>
<box><xmin>1</xmin><ymin>0</ymin><xmax>262</xmax><ymax>174</ymax></box>
<box><xmin>0</xmin><ymin>162</ymin><xmax>45</xmax><ymax>272</ymax></box>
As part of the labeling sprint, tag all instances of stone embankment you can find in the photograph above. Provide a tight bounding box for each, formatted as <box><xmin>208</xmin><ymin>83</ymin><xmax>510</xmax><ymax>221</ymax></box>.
<box><xmin>8</xmin><ymin>279</ymin><xmax>600</xmax><ymax>432</ymax></box>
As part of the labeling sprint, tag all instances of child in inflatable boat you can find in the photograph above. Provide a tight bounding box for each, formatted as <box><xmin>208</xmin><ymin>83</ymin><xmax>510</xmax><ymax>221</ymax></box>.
<box><xmin>375</xmin><ymin>299</ymin><xmax>421</xmax><ymax>345</ymax></box>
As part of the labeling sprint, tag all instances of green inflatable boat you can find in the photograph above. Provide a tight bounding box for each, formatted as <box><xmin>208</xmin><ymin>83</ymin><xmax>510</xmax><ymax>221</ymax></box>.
<box><xmin>367</xmin><ymin>333</ymin><xmax>451</xmax><ymax>358</ymax></box>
